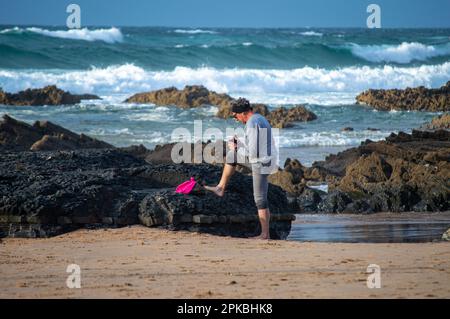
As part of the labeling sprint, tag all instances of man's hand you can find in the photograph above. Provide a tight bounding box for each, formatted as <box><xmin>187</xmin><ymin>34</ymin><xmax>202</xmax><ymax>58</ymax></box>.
<box><xmin>227</xmin><ymin>141</ymin><xmax>236</xmax><ymax>151</ymax></box>
<box><xmin>227</xmin><ymin>136</ymin><xmax>237</xmax><ymax>151</ymax></box>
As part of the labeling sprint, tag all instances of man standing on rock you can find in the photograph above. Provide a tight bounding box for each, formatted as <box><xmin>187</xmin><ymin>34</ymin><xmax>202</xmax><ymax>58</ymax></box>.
<box><xmin>204</xmin><ymin>98</ymin><xmax>278</xmax><ymax>239</ymax></box>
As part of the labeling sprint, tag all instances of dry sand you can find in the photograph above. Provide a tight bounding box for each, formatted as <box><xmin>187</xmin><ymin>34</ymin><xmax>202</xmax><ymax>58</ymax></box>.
<box><xmin>1</xmin><ymin>226</ymin><xmax>449</xmax><ymax>299</ymax></box>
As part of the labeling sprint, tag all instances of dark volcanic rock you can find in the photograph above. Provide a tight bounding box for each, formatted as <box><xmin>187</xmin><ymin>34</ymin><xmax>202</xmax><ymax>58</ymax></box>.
<box><xmin>0</xmin><ymin>114</ymin><xmax>112</xmax><ymax>152</ymax></box>
<box><xmin>0</xmin><ymin>149</ymin><xmax>294</xmax><ymax>239</ymax></box>
<box><xmin>0</xmin><ymin>85</ymin><xmax>100</xmax><ymax>106</ymax></box>
<box><xmin>420</xmin><ymin>113</ymin><xmax>450</xmax><ymax>130</ymax></box>
<box><xmin>356</xmin><ymin>81</ymin><xmax>450</xmax><ymax>112</ymax></box>
<box><xmin>311</xmin><ymin>129</ymin><xmax>450</xmax><ymax>213</ymax></box>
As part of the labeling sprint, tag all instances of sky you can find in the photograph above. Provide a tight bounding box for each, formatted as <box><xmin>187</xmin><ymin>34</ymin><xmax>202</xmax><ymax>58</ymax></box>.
<box><xmin>0</xmin><ymin>0</ymin><xmax>449</xmax><ymax>28</ymax></box>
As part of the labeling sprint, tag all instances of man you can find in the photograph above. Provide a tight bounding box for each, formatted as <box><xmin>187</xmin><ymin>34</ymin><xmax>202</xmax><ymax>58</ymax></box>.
<box><xmin>204</xmin><ymin>98</ymin><xmax>278</xmax><ymax>239</ymax></box>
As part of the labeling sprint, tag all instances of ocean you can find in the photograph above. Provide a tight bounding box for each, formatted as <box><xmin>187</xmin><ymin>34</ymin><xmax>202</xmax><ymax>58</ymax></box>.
<box><xmin>0</xmin><ymin>26</ymin><xmax>449</xmax><ymax>165</ymax></box>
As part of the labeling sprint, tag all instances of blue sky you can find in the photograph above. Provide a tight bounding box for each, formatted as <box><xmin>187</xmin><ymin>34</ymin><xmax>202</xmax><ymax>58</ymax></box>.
<box><xmin>0</xmin><ymin>0</ymin><xmax>449</xmax><ymax>28</ymax></box>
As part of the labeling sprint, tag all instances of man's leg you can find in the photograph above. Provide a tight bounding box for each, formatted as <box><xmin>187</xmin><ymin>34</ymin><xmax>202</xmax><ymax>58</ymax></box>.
<box><xmin>204</xmin><ymin>163</ymin><xmax>235</xmax><ymax>197</ymax></box>
<box><xmin>252</xmin><ymin>172</ymin><xmax>271</xmax><ymax>239</ymax></box>
<box><xmin>257</xmin><ymin>208</ymin><xmax>271</xmax><ymax>239</ymax></box>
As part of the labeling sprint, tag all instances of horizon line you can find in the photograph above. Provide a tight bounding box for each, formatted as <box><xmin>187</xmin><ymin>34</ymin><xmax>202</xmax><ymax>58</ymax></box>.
<box><xmin>1</xmin><ymin>24</ymin><xmax>450</xmax><ymax>29</ymax></box>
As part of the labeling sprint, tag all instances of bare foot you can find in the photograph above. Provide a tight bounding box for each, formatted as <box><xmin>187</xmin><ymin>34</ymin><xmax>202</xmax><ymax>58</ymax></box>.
<box><xmin>203</xmin><ymin>185</ymin><xmax>224</xmax><ymax>197</ymax></box>
<box><xmin>249</xmin><ymin>234</ymin><xmax>270</xmax><ymax>240</ymax></box>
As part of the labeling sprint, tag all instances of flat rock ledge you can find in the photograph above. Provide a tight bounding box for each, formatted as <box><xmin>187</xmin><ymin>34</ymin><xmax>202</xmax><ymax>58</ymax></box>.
<box><xmin>0</xmin><ymin>149</ymin><xmax>294</xmax><ymax>239</ymax></box>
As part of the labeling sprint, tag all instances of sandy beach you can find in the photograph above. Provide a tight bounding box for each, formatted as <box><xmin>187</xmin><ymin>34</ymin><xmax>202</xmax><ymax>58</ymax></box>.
<box><xmin>1</xmin><ymin>226</ymin><xmax>449</xmax><ymax>299</ymax></box>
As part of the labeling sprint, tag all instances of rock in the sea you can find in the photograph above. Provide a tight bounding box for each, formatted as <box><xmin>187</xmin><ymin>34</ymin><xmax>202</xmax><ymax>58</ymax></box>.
<box><xmin>420</xmin><ymin>113</ymin><xmax>450</xmax><ymax>130</ymax></box>
<box><xmin>0</xmin><ymin>114</ymin><xmax>112</xmax><ymax>152</ymax></box>
<box><xmin>342</xmin><ymin>127</ymin><xmax>354</xmax><ymax>132</ymax></box>
<box><xmin>267</xmin><ymin>105</ymin><xmax>317</xmax><ymax>128</ymax></box>
<box><xmin>125</xmin><ymin>85</ymin><xmax>234</xmax><ymax>110</ymax></box>
<box><xmin>124</xmin><ymin>85</ymin><xmax>317</xmax><ymax>128</ymax></box>
<box><xmin>0</xmin><ymin>149</ymin><xmax>295</xmax><ymax>239</ymax></box>
<box><xmin>356</xmin><ymin>81</ymin><xmax>450</xmax><ymax>112</ymax></box>
<box><xmin>0</xmin><ymin>85</ymin><xmax>100</xmax><ymax>106</ymax></box>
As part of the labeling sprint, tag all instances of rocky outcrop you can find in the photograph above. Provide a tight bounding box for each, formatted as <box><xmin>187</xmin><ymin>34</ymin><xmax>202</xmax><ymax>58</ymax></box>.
<box><xmin>310</xmin><ymin>129</ymin><xmax>450</xmax><ymax>213</ymax></box>
<box><xmin>0</xmin><ymin>114</ymin><xmax>112</xmax><ymax>152</ymax></box>
<box><xmin>125</xmin><ymin>85</ymin><xmax>234</xmax><ymax>110</ymax></box>
<box><xmin>420</xmin><ymin>113</ymin><xmax>450</xmax><ymax>130</ymax></box>
<box><xmin>356</xmin><ymin>81</ymin><xmax>450</xmax><ymax>112</ymax></box>
<box><xmin>0</xmin><ymin>85</ymin><xmax>100</xmax><ymax>106</ymax></box>
<box><xmin>266</xmin><ymin>129</ymin><xmax>449</xmax><ymax>214</ymax></box>
<box><xmin>124</xmin><ymin>85</ymin><xmax>317</xmax><ymax>128</ymax></box>
<box><xmin>267</xmin><ymin>105</ymin><xmax>317</xmax><ymax>128</ymax></box>
<box><xmin>0</xmin><ymin>149</ymin><xmax>294</xmax><ymax>239</ymax></box>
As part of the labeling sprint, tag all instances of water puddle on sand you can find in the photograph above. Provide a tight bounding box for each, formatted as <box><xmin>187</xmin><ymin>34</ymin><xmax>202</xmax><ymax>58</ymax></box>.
<box><xmin>288</xmin><ymin>212</ymin><xmax>450</xmax><ymax>243</ymax></box>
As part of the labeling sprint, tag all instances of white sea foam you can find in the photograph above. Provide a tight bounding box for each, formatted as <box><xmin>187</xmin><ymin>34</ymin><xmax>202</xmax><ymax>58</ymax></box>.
<box><xmin>1</xmin><ymin>26</ymin><xmax>123</xmax><ymax>43</ymax></box>
<box><xmin>173</xmin><ymin>29</ymin><xmax>217</xmax><ymax>34</ymax></box>
<box><xmin>350</xmin><ymin>42</ymin><xmax>450</xmax><ymax>63</ymax></box>
<box><xmin>0</xmin><ymin>26</ymin><xmax>22</xmax><ymax>34</ymax></box>
<box><xmin>300</xmin><ymin>31</ymin><xmax>323</xmax><ymax>37</ymax></box>
<box><xmin>242</xmin><ymin>42</ymin><xmax>253</xmax><ymax>46</ymax></box>
<box><xmin>1</xmin><ymin>63</ymin><xmax>449</xmax><ymax>105</ymax></box>
<box><xmin>278</xmin><ymin>131</ymin><xmax>390</xmax><ymax>147</ymax></box>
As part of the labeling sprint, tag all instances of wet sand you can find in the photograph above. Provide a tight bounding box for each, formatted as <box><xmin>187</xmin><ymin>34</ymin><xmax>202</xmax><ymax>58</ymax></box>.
<box><xmin>1</xmin><ymin>226</ymin><xmax>449</xmax><ymax>299</ymax></box>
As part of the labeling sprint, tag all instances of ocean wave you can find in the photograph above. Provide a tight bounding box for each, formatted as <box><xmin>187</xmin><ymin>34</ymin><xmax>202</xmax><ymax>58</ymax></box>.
<box><xmin>300</xmin><ymin>31</ymin><xmax>323</xmax><ymax>37</ymax></box>
<box><xmin>1</xmin><ymin>26</ymin><xmax>123</xmax><ymax>43</ymax></box>
<box><xmin>278</xmin><ymin>131</ymin><xmax>390</xmax><ymax>147</ymax></box>
<box><xmin>350</xmin><ymin>42</ymin><xmax>450</xmax><ymax>64</ymax></box>
<box><xmin>173</xmin><ymin>29</ymin><xmax>217</xmax><ymax>34</ymax></box>
<box><xmin>1</xmin><ymin>63</ymin><xmax>449</xmax><ymax>104</ymax></box>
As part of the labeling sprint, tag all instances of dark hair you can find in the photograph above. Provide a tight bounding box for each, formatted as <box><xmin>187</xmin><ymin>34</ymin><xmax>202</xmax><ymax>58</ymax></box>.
<box><xmin>231</xmin><ymin>97</ymin><xmax>252</xmax><ymax>113</ymax></box>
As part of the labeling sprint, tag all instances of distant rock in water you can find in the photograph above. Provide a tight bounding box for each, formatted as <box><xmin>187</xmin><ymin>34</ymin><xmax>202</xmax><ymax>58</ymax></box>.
<box><xmin>267</xmin><ymin>105</ymin><xmax>317</xmax><ymax>128</ymax></box>
<box><xmin>0</xmin><ymin>149</ymin><xmax>294</xmax><ymax>239</ymax></box>
<box><xmin>125</xmin><ymin>85</ymin><xmax>233</xmax><ymax>109</ymax></box>
<box><xmin>0</xmin><ymin>85</ymin><xmax>100</xmax><ymax>106</ymax></box>
<box><xmin>0</xmin><ymin>114</ymin><xmax>112</xmax><ymax>152</ymax></box>
<box><xmin>420</xmin><ymin>113</ymin><xmax>450</xmax><ymax>130</ymax></box>
<box><xmin>125</xmin><ymin>85</ymin><xmax>317</xmax><ymax>128</ymax></box>
<box><xmin>355</xmin><ymin>81</ymin><xmax>450</xmax><ymax>112</ymax></box>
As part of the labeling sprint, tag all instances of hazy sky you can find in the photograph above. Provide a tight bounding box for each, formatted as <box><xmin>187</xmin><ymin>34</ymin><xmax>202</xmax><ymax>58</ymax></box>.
<box><xmin>0</xmin><ymin>0</ymin><xmax>449</xmax><ymax>28</ymax></box>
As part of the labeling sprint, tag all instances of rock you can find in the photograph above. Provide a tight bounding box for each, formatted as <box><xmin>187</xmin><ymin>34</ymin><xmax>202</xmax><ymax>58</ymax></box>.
<box><xmin>268</xmin><ymin>158</ymin><xmax>306</xmax><ymax>195</ymax></box>
<box><xmin>367</xmin><ymin>128</ymin><xmax>380</xmax><ymax>131</ymax></box>
<box><xmin>442</xmin><ymin>228</ymin><xmax>450</xmax><ymax>241</ymax></box>
<box><xmin>0</xmin><ymin>149</ymin><xmax>295</xmax><ymax>239</ymax></box>
<box><xmin>0</xmin><ymin>85</ymin><xmax>100</xmax><ymax>106</ymax></box>
<box><xmin>313</xmin><ymin>129</ymin><xmax>450</xmax><ymax>213</ymax></box>
<box><xmin>125</xmin><ymin>85</ymin><xmax>234</xmax><ymax>111</ymax></box>
<box><xmin>0</xmin><ymin>114</ymin><xmax>112</xmax><ymax>152</ymax></box>
<box><xmin>296</xmin><ymin>187</ymin><xmax>325</xmax><ymax>213</ymax></box>
<box><xmin>266</xmin><ymin>105</ymin><xmax>317</xmax><ymax>128</ymax></box>
<box><xmin>144</xmin><ymin>140</ymin><xmax>227</xmax><ymax>165</ymax></box>
<box><xmin>124</xmin><ymin>86</ymin><xmax>317</xmax><ymax>128</ymax></box>
<box><xmin>119</xmin><ymin>144</ymin><xmax>153</xmax><ymax>160</ymax></box>
<box><xmin>420</xmin><ymin>113</ymin><xmax>450</xmax><ymax>130</ymax></box>
<box><xmin>342</xmin><ymin>127</ymin><xmax>354</xmax><ymax>132</ymax></box>
<box><xmin>317</xmin><ymin>190</ymin><xmax>353</xmax><ymax>213</ymax></box>
<box><xmin>356</xmin><ymin>81</ymin><xmax>450</xmax><ymax>112</ymax></box>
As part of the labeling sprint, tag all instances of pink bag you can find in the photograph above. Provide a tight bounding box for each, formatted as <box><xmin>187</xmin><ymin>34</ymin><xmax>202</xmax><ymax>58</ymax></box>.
<box><xmin>175</xmin><ymin>177</ymin><xmax>197</xmax><ymax>194</ymax></box>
